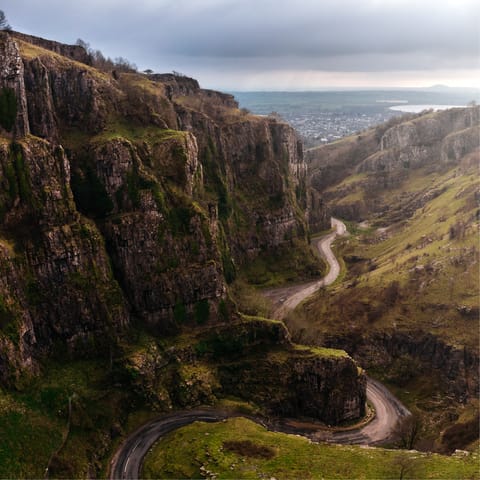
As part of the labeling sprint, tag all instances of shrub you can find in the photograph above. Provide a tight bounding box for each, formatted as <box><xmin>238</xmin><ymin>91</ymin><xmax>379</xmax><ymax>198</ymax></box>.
<box><xmin>0</xmin><ymin>87</ymin><xmax>16</xmax><ymax>131</ymax></box>
<box><xmin>223</xmin><ymin>440</ymin><xmax>275</xmax><ymax>459</ymax></box>
<box><xmin>173</xmin><ymin>302</ymin><xmax>187</xmax><ymax>324</ymax></box>
<box><xmin>441</xmin><ymin>416</ymin><xmax>480</xmax><ymax>453</ymax></box>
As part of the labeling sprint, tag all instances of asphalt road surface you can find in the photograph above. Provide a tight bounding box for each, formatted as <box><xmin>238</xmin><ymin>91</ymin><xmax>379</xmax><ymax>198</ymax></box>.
<box><xmin>109</xmin><ymin>410</ymin><xmax>229</xmax><ymax>479</ymax></box>
<box><xmin>264</xmin><ymin>217</ymin><xmax>347</xmax><ymax>319</ymax></box>
<box><xmin>110</xmin><ymin>392</ymin><xmax>411</xmax><ymax>479</ymax></box>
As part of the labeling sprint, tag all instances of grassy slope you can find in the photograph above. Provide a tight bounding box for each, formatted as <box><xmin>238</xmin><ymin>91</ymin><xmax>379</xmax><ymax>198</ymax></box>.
<box><xmin>142</xmin><ymin>417</ymin><xmax>478</xmax><ymax>479</ymax></box>
<box><xmin>0</xmin><ymin>360</ymin><xmax>124</xmax><ymax>477</ymax></box>
<box><xmin>290</xmin><ymin>161</ymin><xmax>479</xmax><ymax>349</ymax></box>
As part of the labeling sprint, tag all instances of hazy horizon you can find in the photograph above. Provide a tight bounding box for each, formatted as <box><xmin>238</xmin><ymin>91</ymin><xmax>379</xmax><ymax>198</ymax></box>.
<box><xmin>227</xmin><ymin>85</ymin><xmax>479</xmax><ymax>93</ymax></box>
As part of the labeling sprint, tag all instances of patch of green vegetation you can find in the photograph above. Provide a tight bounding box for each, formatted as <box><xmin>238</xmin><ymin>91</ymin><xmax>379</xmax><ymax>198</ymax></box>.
<box><xmin>91</xmin><ymin>123</ymin><xmax>187</xmax><ymax>146</ymax></box>
<box><xmin>168</xmin><ymin>205</ymin><xmax>193</xmax><ymax>236</ymax></box>
<box><xmin>221</xmin><ymin>251</ymin><xmax>236</xmax><ymax>284</ymax></box>
<box><xmin>230</xmin><ymin>280</ymin><xmax>273</xmax><ymax>317</ymax></box>
<box><xmin>240</xmin><ymin>238</ymin><xmax>324</xmax><ymax>287</ymax></box>
<box><xmin>200</xmin><ymin>139</ymin><xmax>232</xmax><ymax>222</ymax></box>
<box><xmin>0</xmin><ymin>394</ymin><xmax>63</xmax><ymax>478</ymax></box>
<box><xmin>195</xmin><ymin>333</ymin><xmax>243</xmax><ymax>359</ymax></box>
<box><xmin>0</xmin><ymin>294</ymin><xmax>19</xmax><ymax>343</ymax></box>
<box><xmin>292</xmin><ymin>164</ymin><xmax>480</xmax><ymax>351</ymax></box>
<box><xmin>16</xmin><ymin>39</ymin><xmax>110</xmax><ymax>82</ymax></box>
<box><xmin>142</xmin><ymin>417</ymin><xmax>478</xmax><ymax>479</ymax></box>
<box><xmin>213</xmin><ymin>397</ymin><xmax>262</xmax><ymax>416</ymax></box>
<box><xmin>0</xmin><ymin>87</ymin><xmax>17</xmax><ymax>132</ymax></box>
<box><xmin>193</xmin><ymin>316</ymin><xmax>288</xmax><ymax>361</ymax></box>
<box><xmin>293</xmin><ymin>343</ymin><xmax>349</xmax><ymax>358</ymax></box>
<box><xmin>3</xmin><ymin>143</ymin><xmax>35</xmax><ymax>209</ymax></box>
<box><xmin>12</xmin><ymin>145</ymin><xmax>30</xmax><ymax>203</ymax></box>
<box><xmin>336</xmin><ymin>188</ymin><xmax>364</xmax><ymax>205</ymax></box>
<box><xmin>126</xmin><ymin>167</ymin><xmax>158</xmax><ymax>209</ymax></box>
<box><xmin>173</xmin><ymin>302</ymin><xmax>187</xmax><ymax>324</ymax></box>
<box><xmin>0</xmin><ymin>158</ymin><xmax>17</xmax><ymax>219</ymax></box>
<box><xmin>0</xmin><ymin>358</ymin><xmax>132</xmax><ymax>478</ymax></box>
<box><xmin>24</xmin><ymin>275</ymin><xmax>45</xmax><ymax>307</ymax></box>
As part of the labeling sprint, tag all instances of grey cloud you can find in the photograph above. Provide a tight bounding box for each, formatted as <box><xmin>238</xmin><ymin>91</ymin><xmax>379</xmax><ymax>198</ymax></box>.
<box><xmin>2</xmin><ymin>0</ymin><xmax>479</xmax><ymax>85</ymax></box>
<box><xmin>147</xmin><ymin>1</ymin><xmax>478</xmax><ymax>59</ymax></box>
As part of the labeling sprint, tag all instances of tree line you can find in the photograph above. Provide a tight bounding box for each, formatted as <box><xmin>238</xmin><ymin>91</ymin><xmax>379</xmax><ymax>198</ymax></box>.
<box><xmin>75</xmin><ymin>38</ymin><xmax>137</xmax><ymax>73</ymax></box>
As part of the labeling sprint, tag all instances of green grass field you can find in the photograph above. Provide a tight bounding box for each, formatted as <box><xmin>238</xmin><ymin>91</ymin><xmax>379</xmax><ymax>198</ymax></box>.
<box><xmin>142</xmin><ymin>417</ymin><xmax>479</xmax><ymax>479</ymax></box>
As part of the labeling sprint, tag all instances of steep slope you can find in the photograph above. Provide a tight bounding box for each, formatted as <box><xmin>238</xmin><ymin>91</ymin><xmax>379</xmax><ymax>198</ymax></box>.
<box><xmin>0</xmin><ymin>32</ymin><xmax>365</xmax><ymax>476</ymax></box>
<box><xmin>0</xmin><ymin>30</ymin><xmax>313</xmax><ymax>370</ymax></box>
<box><xmin>308</xmin><ymin>106</ymin><xmax>479</xmax><ymax>228</ymax></box>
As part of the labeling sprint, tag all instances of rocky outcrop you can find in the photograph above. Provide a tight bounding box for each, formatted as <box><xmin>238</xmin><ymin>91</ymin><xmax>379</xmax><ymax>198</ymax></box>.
<box><xmin>124</xmin><ymin>318</ymin><xmax>366</xmax><ymax>424</ymax></box>
<box><xmin>361</xmin><ymin>107</ymin><xmax>479</xmax><ymax>172</ymax></box>
<box><xmin>149</xmin><ymin>73</ymin><xmax>237</xmax><ymax>109</ymax></box>
<box><xmin>0</xmin><ymin>241</ymin><xmax>37</xmax><ymax>384</ymax></box>
<box><xmin>318</xmin><ymin>331</ymin><xmax>479</xmax><ymax>402</ymax></box>
<box><xmin>0</xmin><ymin>32</ymin><xmax>29</xmax><ymax>136</ymax></box>
<box><xmin>10</xmin><ymin>31</ymin><xmax>91</xmax><ymax>65</ymax></box>
<box><xmin>0</xmin><ymin>138</ymin><xmax>129</xmax><ymax>382</ymax></box>
<box><xmin>219</xmin><ymin>349</ymin><xmax>365</xmax><ymax>423</ymax></box>
<box><xmin>176</xmin><ymin>104</ymin><xmax>307</xmax><ymax>260</ymax></box>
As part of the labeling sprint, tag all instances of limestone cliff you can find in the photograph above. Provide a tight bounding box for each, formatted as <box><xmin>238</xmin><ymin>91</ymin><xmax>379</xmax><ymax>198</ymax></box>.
<box><xmin>0</xmin><ymin>31</ymin><xmax>302</xmax><ymax>350</ymax></box>
<box><xmin>297</xmin><ymin>108</ymin><xmax>479</xmax><ymax>422</ymax></box>
<box><xmin>307</xmin><ymin>106</ymin><xmax>480</xmax><ymax>228</ymax></box>
<box><xmin>0</xmin><ymin>29</ymin><xmax>364</xmax><ymax>434</ymax></box>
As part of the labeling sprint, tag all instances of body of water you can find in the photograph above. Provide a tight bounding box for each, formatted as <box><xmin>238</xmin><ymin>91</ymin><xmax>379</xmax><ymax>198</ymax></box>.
<box><xmin>389</xmin><ymin>104</ymin><xmax>466</xmax><ymax>113</ymax></box>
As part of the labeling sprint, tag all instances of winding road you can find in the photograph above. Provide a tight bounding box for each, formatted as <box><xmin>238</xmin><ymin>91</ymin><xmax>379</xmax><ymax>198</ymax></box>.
<box><xmin>264</xmin><ymin>217</ymin><xmax>347</xmax><ymax>319</ymax></box>
<box><xmin>109</xmin><ymin>410</ymin><xmax>229</xmax><ymax>479</ymax></box>
<box><xmin>109</xmin><ymin>218</ymin><xmax>410</xmax><ymax>479</ymax></box>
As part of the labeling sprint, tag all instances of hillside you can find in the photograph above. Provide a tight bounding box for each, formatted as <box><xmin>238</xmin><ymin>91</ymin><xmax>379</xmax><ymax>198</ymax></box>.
<box><xmin>287</xmin><ymin>106</ymin><xmax>479</xmax><ymax>453</ymax></box>
<box><xmin>143</xmin><ymin>417</ymin><xmax>479</xmax><ymax>479</ymax></box>
<box><xmin>0</xmin><ymin>31</ymin><xmax>365</xmax><ymax>476</ymax></box>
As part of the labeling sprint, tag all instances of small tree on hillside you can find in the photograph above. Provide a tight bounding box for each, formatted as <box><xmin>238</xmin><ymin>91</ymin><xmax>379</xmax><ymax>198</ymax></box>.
<box><xmin>0</xmin><ymin>10</ymin><xmax>11</xmax><ymax>31</ymax></box>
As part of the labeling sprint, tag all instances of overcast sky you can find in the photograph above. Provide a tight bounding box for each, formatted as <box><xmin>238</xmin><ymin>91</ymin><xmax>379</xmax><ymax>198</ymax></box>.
<box><xmin>2</xmin><ymin>0</ymin><xmax>479</xmax><ymax>90</ymax></box>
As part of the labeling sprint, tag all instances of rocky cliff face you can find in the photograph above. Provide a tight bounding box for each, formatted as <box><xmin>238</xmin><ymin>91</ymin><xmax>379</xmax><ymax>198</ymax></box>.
<box><xmin>307</xmin><ymin>107</ymin><xmax>480</xmax><ymax>228</ymax></box>
<box><xmin>0</xmin><ymin>137</ymin><xmax>129</xmax><ymax>383</ymax></box>
<box><xmin>11</xmin><ymin>32</ymin><xmax>91</xmax><ymax>65</ymax></box>
<box><xmin>315</xmin><ymin>331</ymin><xmax>478</xmax><ymax>402</ymax></box>
<box><xmin>0</xmin><ymin>30</ymin><xmax>364</xmax><ymax>431</ymax></box>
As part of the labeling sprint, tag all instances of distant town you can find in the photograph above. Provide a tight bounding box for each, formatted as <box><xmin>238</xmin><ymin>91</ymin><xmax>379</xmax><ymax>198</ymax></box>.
<box><xmin>280</xmin><ymin>110</ymin><xmax>397</xmax><ymax>147</ymax></box>
<box><xmin>232</xmin><ymin>89</ymin><xmax>478</xmax><ymax>148</ymax></box>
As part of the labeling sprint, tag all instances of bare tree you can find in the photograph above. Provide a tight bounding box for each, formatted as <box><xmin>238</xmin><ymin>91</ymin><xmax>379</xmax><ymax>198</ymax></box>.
<box><xmin>398</xmin><ymin>415</ymin><xmax>422</xmax><ymax>450</ymax></box>
<box><xmin>391</xmin><ymin>454</ymin><xmax>421</xmax><ymax>480</ymax></box>
<box><xmin>0</xmin><ymin>10</ymin><xmax>11</xmax><ymax>31</ymax></box>
<box><xmin>75</xmin><ymin>38</ymin><xmax>90</xmax><ymax>51</ymax></box>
